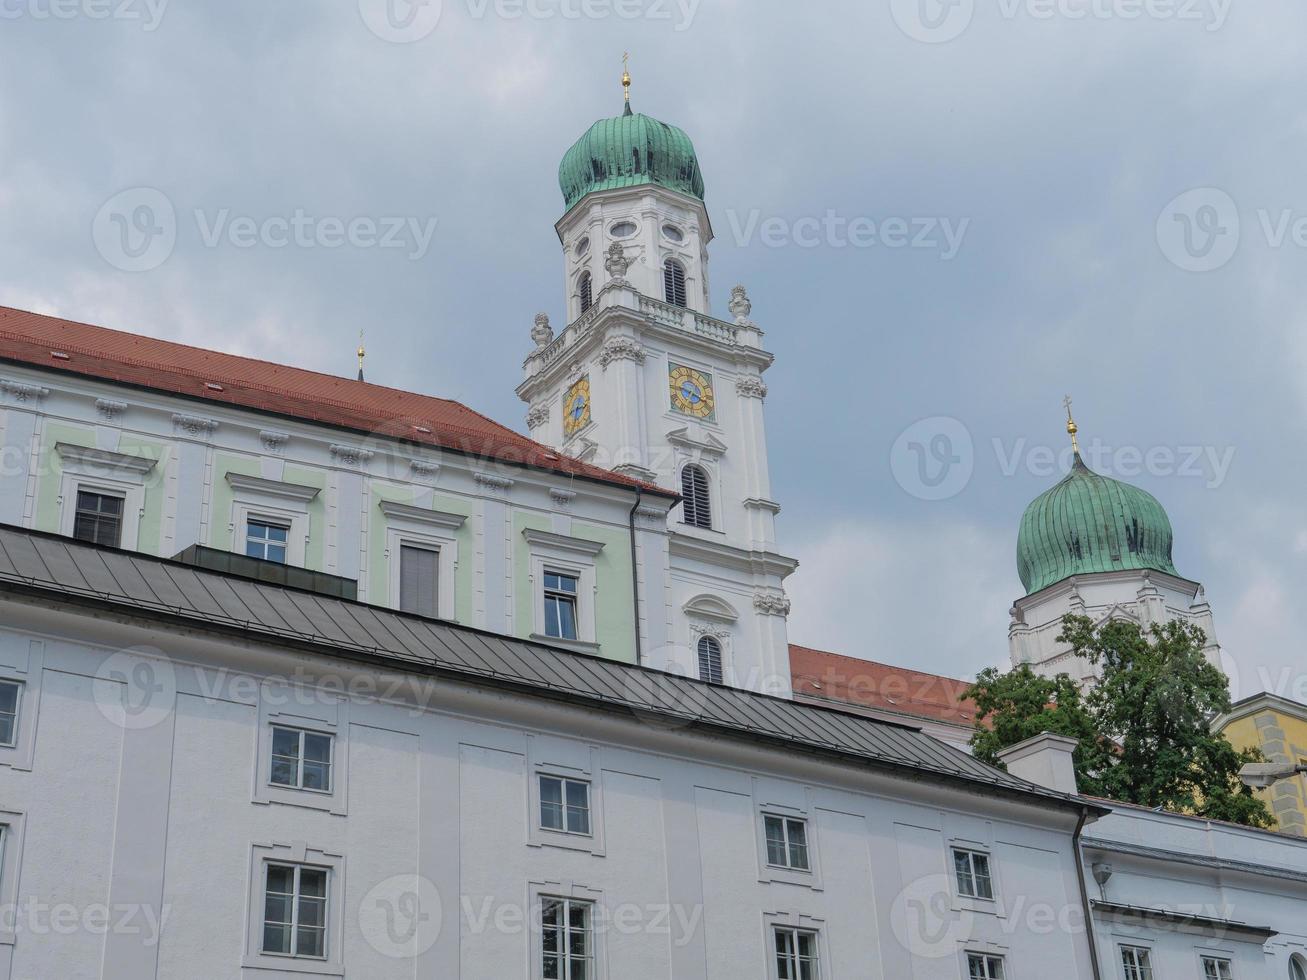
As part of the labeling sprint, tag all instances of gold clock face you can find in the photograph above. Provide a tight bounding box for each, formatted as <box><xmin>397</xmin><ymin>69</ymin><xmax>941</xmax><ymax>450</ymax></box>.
<box><xmin>669</xmin><ymin>363</ymin><xmax>715</xmax><ymax>420</ymax></box>
<box><xmin>562</xmin><ymin>377</ymin><xmax>591</xmax><ymax>437</ymax></box>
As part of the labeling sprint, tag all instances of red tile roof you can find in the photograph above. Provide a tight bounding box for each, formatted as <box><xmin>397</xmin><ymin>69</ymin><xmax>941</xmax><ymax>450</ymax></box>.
<box><xmin>789</xmin><ymin>643</ymin><xmax>980</xmax><ymax>728</ymax></box>
<box><xmin>0</xmin><ymin>305</ymin><xmax>673</xmax><ymax>497</ymax></box>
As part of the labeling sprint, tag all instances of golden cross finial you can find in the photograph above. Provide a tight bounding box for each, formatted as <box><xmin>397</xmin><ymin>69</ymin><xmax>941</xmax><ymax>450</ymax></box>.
<box><xmin>1063</xmin><ymin>394</ymin><xmax>1080</xmax><ymax>455</ymax></box>
<box><xmin>356</xmin><ymin>330</ymin><xmax>366</xmax><ymax>382</ymax></box>
<box><xmin>621</xmin><ymin>52</ymin><xmax>631</xmax><ymax>105</ymax></box>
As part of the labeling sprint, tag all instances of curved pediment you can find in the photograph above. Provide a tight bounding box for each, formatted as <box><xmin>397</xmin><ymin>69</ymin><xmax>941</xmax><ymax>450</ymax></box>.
<box><xmin>682</xmin><ymin>593</ymin><xmax>739</xmax><ymax>623</ymax></box>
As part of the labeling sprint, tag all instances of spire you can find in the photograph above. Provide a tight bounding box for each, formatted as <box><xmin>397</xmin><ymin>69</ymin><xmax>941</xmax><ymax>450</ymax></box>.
<box><xmin>356</xmin><ymin>330</ymin><xmax>366</xmax><ymax>382</ymax></box>
<box><xmin>1063</xmin><ymin>394</ymin><xmax>1080</xmax><ymax>456</ymax></box>
<box><xmin>621</xmin><ymin>52</ymin><xmax>632</xmax><ymax>115</ymax></box>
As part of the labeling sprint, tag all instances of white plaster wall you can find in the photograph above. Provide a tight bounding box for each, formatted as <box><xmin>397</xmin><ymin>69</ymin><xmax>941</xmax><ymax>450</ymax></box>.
<box><xmin>0</xmin><ymin>601</ymin><xmax>1096</xmax><ymax>980</ymax></box>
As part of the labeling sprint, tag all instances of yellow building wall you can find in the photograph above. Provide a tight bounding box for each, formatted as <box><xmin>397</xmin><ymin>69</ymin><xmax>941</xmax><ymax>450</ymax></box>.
<box><xmin>1220</xmin><ymin>700</ymin><xmax>1307</xmax><ymax>837</ymax></box>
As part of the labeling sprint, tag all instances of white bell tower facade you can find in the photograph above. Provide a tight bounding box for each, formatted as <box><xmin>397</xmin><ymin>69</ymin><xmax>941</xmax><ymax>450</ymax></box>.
<box><xmin>518</xmin><ymin>90</ymin><xmax>796</xmax><ymax>696</ymax></box>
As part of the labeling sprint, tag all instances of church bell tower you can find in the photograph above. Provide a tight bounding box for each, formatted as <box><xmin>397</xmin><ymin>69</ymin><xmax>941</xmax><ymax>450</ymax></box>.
<box><xmin>517</xmin><ymin>69</ymin><xmax>797</xmax><ymax>695</ymax></box>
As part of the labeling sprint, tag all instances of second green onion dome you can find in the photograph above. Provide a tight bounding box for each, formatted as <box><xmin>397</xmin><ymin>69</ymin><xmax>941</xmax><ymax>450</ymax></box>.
<box><xmin>1016</xmin><ymin>453</ymin><xmax>1180</xmax><ymax>595</ymax></box>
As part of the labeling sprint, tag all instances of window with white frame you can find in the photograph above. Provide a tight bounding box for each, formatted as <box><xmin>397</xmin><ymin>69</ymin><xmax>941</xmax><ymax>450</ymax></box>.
<box><xmin>73</xmin><ymin>489</ymin><xmax>125</xmax><ymax>547</ymax></box>
<box><xmin>953</xmin><ymin>848</ymin><xmax>995</xmax><ymax>900</ymax></box>
<box><xmin>246</xmin><ymin>518</ymin><xmax>290</xmax><ymax>563</ymax></box>
<box><xmin>663</xmin><ymin>257</ymin><xmax>687</xmax><ymax>308</ymax></box>
<box><xmin>539</xmin><ymin>774</ymin><xmax>591</xmax><ymax>836</ymax></box>
<box><xmin>269</xmin><ymin>726</ymin><xmax>333</xmax><ymax>793</ymax></box>
<box><xmin>774</xmin><ymin>927</ymin><xmax>820</xmax><ymax>980</ymax></box>
<box><xmin>1121</xmin><ymin>946</ymin><xmax>1154</xmax><ymax>980</ymax></box>
<box><xmin>697</xmin><ymin>635</ymin><xmax>723</xmax><ymax>684</ymax></box>
<box><xmin>764</xmin><ymin>814</ymin><xmax>810</xmax><ymax>871</ymax></box>
<box><xmin>262</xmin><ymin>862</ymin><xmax>328</xmax><ymax>959</ymax></box>
<box><xmin>1203</xmin><ymin>957</ymin><xmax>1234</xmax><ymax>980</ymax></box>
<box><xmin>579</xmin><ymin>271</ymin><xmax>593</xmax><ymax>314</ymax></box>
<box><xmin>968</xmin><ymin>952</ymin><xmax>1006</xmax><ymax>980</ymax></box>
<box><xmin>399</xmin><ymin>543</ymin><xmax>439</xmax><ymax>618</ymax></box>
<box><xmin>540</xmin><ymin>897</ymin><xmax>594</xmax><ymax>980</ymax></box>
<box><xmin>0</xmin><ymin>682</ymin><xmax>19</xmax><ymax>747</ymax></box>
<box><xmin>543</xmin><ymin>571</ymin><xmax>580</xmax><ymax>641</ymax></box>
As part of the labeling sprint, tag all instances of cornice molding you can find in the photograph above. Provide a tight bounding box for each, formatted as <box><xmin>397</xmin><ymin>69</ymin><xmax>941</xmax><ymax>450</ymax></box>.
<box><xmin>669</xmin><ymin>534</ymin><xmax>799</xmax><ymax>579</ymax></box>
<box><xmin>55</xmin><ymin>442</ymin><xmax>157</xmax><ymax>476</ymax></box>
<box><xmin>171</xmin><ymin>413</ymin><xmax>218</xmax><ymax>439</ymax></box>
<box><xmin>0</xmin><ymin>379</ymin><xmax>49</xmax><ymax>403</ymax></box>
<box><xmin>598</xmin><ymin>336</ymin><xmax>648</xmax><ymax>368</ymax></box>
<box><xmin>378</xmin><ymin>500</ymin><xmax>467</xmax><ymax>531</ymax></box>
<box><xmin>753</xmin><ymin>591</ymin><xmax>792</xmax><ymax>618</ymax></box>
<box><xmin>94</xmin><ymin>398</ymin><xmax>128</xmax><ymax>421</ymax></box>
<box><xmin>259</xmin><ymin>430</ymin><xmax>290</xmax><ymax>454</ymax></box>
<box><xmin>522</xmin><ymin>527</ymin><xmax>605</xmax><ymax>557</ymax></box>
<box><xmin>666</xmin><ymin>427</ymin><xmax>728</xmax><ymax>460</ymax></box>
<box><xmin>329</xmin><ymin>444</ymin><xmax>375</xmax><ymax>467</ymax></box>
<box><xmin>225</xmin><ymin>472</ymin><xmax>321</xmax><ymax>503</ymax></box>
<box><xmin>743</xmin><ymin>498</ymin><xmax>782</xmax><ymax>515</ymax></box>
<box><xmin>474</xmin><ymin>472</ymin><xmax>515</xmax><ymax>495</ymax></box>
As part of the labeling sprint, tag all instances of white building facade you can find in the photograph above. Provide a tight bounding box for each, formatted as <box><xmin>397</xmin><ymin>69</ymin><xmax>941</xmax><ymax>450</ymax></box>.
<box><xmin>0</xmin><ymin>526</ymin><xmax>1101</xmax><ymax>979</ymax></box>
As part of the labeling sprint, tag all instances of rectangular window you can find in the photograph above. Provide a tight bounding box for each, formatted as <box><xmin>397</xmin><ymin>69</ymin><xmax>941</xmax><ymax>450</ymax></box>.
<box><xmin>954</xmin><ymin>848</ymin><xmax>995</xmax><ymax>900</ymax></box>
<box><xmin>539</xmin><ymin>775</ymin><xmax>591</xmax><ymax>836</ymax></box>
<box><xmin>72</xmin><ymin>489</ymin><xmax>124</xmax><ymax>547</ymax></box>
<box><xmin>399</xmin><ymin>544</ymin><xmax>439</xmax><ymax>618</ymax></box>
<box><xmin>0</xmin><ymin>681</ymin><xmax>19</xmax><ymax>747</ymax></box>
<box><xmin>774</xmin><ymin>927</ymin><xmax>820</xmax><ymax>980</ymax></box>
<box><xmin>246</xmin><ymin>519</ymin><xmax>290</xmax><ymax>563</ymax></box>
<box><xmin>968</xmin><ymin>953</ymin><xmax>1006</xmax><ymax>980</ymax></box>
<box><xmin>270</xmin><ymin>727</ymin><xmax>333</xmax><ymax>793</ymax></box>
<box><xmin>1202</xmin><ymin>958</ymin><xmax>1234</xmax><ymax>980</ymax></box>
<box><xmin>262</xmin><ymin>863</ymin><xmax>328</xmax><ymax>959</ymax></box>
<box><xmin>764</xmin><ymin>815</ymin><xmax>810</xmax><ymax>871</ymax></box>
<box><xmin>543</xmin><ymin>571</ymin><xmax>579</xmax><ymax>641</ymax></box>
<box><xmin>1121</xmin><ymin>946</ymin><xmax>1154</xmax><ymax>980</ymax></box>
<box><xmin>541</xmin><ymin>897</ymin><xmax>593</xmax><ymax>980</ymax></box>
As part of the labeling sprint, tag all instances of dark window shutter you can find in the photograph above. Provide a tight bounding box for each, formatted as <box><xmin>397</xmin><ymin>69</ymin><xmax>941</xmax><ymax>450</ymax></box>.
<box><xmin>680</xmin><ymin>465</ymin><xmax>712</xmax><ymax>529</ymax></box>
<box><xmin>400</xmin><ymin>545</ymin><xmax>438</xmax><ymax>618</ymax></box>
<box><xmin>663</xmin><ymin>259</ymin><xmax>687</xmax><ymax>308</ymax></box>
<box><xmin>579</xmin><ymin>272</ymin><xmax>593</xmax><ymax>313</ymax></box>
<box><xmin>697</xmin><ymin>636</ymin><xmax>723</xmax><ymax>684</ymax></box>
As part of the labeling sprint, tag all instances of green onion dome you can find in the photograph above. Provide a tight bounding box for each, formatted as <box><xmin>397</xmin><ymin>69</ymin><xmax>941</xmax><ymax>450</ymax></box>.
<box><xmin>1017</xmin><ymin>453</ymin><xmax>1179</xmax><ymax>595</ymax></box>
<box><xmin>559</xmin><ymin>104</ymin><xmax>705</xmax><ymax>211</ymax></box>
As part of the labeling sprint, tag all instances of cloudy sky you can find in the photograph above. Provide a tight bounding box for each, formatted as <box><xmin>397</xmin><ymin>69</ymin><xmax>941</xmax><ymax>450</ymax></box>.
<box><xmin>2</xmin><ymin>0</ymin><xmax>1303</xmax><ymax>700</ymax></box>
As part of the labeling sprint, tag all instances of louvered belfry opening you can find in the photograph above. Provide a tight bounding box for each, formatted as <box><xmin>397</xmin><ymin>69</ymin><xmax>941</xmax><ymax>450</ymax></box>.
<box><xmin>681</xmin><ymin>464</ymin><xmax>711</xmax><ymax>529</ymax></box>
<box><xmin>697</xmin><ymin>635</ymin><xmax>723</xmax><ymax>684</ymax></box>
<box><xmin>663</xmin><ymin>258</ymin><xmax>687</xmax><ymax>308</ymax></box>
<box><xmin>579</xmin><ymin>271</ymin><xmax>593</xmax><ymax>313</ymax></box>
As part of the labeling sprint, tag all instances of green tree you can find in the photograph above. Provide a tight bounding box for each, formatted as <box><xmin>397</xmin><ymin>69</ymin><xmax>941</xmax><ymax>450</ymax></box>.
<box><xmin>967</xmin><ymin>614</ymin><xmax>1271</xmax><ymax>828</ymax></box>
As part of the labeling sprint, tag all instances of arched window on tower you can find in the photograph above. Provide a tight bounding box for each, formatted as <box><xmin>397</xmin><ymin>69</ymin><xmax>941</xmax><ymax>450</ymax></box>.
<box><xmin>680</xmin><ymin>464</ymin><xmax>711</xmax><ymax>529</ymax></box>
<box><xmin>663</xmin><ymin>258</ymin><xmax>687</xmax><ymax>308</ymax></box>
<box><xmin>579</xmin><ymin>271</ymin><xmax>593</xmax><ymax>313</ymax></box>
<box><xmin>697</xmin><ymin>635</ymin><xmax>723</xmax><ymax>684</ymax></box>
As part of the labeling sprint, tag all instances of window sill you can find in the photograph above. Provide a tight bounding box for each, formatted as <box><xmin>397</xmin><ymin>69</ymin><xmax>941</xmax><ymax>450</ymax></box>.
<box><xmin>530</xmin><ymin>634</ymin><xmax>601</xmax><ymax>656</ymax></box>
<box><xmin>240</xmin><ymin>955</ymin><xmax>344</xmax><ymax>976</ymax></box>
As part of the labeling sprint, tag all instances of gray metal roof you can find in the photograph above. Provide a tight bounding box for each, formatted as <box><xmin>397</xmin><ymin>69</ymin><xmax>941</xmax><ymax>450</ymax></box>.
<box><xmin>0</xmin><ymin>525</ymin><xmax>1096</xmax><ymax>813</ymax></box>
